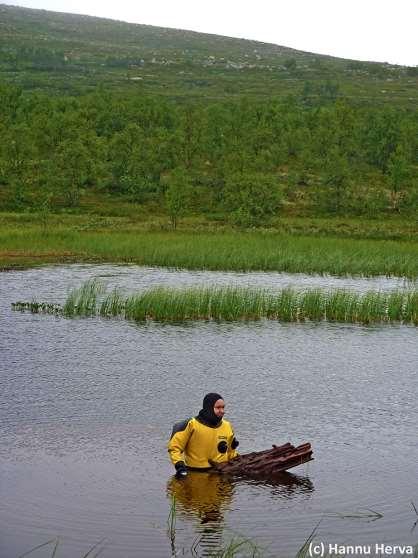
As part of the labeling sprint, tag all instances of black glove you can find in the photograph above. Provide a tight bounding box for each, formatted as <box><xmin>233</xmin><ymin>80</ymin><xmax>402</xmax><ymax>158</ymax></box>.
<box><xmin>175</xmin><ymin>461</ymin><xmax>187</xmax><ymax>478</ymax></box>
<box><xmin>231</xmin><ymin>437</ymin><xmax>239</xmax><ymax>450</ymax></box>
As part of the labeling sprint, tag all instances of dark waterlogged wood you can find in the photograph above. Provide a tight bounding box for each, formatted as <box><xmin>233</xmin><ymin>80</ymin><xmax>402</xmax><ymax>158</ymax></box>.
<box><xmin>213</xmin><ymin>442</ymin><xmax>313</xmax><ymax>476</ymax></box>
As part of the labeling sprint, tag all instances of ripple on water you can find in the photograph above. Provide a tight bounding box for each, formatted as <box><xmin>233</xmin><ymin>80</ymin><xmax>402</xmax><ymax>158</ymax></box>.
<box><xmin>1</xmin><ymin>265</ymin><xmax>417</xmax><ymax>558</ymax></box>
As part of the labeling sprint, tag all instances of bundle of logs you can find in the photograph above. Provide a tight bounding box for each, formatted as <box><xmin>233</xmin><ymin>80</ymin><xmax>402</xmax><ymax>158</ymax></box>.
<box><xmin>213</xmin><ymin>442</ymin><xmax>313</xmax><ymax>476</ymax></box>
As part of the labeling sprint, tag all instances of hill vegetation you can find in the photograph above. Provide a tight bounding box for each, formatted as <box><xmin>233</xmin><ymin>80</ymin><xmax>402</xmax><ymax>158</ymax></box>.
<box><xmin>0</xmin><ymin>4</ymin><xmax>417</xmax><ymax>229</ymax></box>
<box><xmin>1</xmin><ymin>4</ymin><xmax>417</xmax><ymax>103</ymax></box>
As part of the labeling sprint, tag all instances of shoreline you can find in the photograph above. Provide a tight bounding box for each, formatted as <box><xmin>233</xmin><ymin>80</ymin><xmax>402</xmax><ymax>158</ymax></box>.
<box><xmin>1</xmin><ymin>213</ymin><xmax>417</xmax><ymax>277</ymax></box>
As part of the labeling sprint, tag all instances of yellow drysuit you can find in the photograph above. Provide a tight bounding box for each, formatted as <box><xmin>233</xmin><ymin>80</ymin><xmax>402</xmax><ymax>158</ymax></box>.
<box><xmin>168</xmin><ymin>417</ymin><xmax>238</xmax><ymax>469</ymax></box>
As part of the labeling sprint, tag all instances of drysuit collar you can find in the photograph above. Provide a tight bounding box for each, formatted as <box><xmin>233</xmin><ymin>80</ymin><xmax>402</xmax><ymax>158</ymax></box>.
<box><xmin>196</xmin><ymin>392</ymin><xmax>223</xmax><ymax>427</ymax></box>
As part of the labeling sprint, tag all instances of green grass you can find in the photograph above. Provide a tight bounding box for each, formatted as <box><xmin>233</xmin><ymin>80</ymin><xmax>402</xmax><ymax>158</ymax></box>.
<box><xmin>167</xmin><ymin>495</ymin><xmax>176</xmax><ymax>548</ymax></box>
<box><xmin>2</xmin><ymin>218</ymin><xmax>418</xmax><ymax>277</ymax></box>
<box><xmin>63</xmin><ymin>279</ymin><xmax>105</xmax><ymax>316</ymax></box>
<box><xmin>13</xmin><ymin>281</ymin><xmax>418</xmax><ymax>325</ymax></box>
<box><xmin>1</xmin><ymin>207</ymin><xmax>417</xmax><ymax>240</ymax></box>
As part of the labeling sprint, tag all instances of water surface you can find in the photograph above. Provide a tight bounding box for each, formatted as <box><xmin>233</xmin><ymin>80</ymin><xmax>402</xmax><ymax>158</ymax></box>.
<box><xmin>1</xmin><ymin>265</ymin><xmax>417</xmax><ymax>557</ymax></box>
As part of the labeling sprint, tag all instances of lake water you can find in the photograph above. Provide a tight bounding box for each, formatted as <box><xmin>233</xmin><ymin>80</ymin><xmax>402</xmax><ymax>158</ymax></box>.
<box><xmin>1</xmin><ymin>265</ymin><xmax>417</xmax><ymax>558</ymax></box>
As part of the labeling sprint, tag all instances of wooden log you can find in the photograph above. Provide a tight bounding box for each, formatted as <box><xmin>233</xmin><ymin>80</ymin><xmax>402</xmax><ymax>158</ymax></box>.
<box><xmin>213</xmin><ymin>442</ymin><xmax>313</xmax><ymax>476</ymax></box>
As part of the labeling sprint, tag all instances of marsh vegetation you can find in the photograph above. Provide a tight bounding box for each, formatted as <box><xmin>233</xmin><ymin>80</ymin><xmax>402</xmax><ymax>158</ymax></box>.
<box><xmin>2</xmin><ymin>222</ymin><xmax>418</xmax><ymax>278</ymax></box>
<box><xmin>12</xmin><ymin>280</ymin><xmax>418</xmax><ymax>325</ymax></box>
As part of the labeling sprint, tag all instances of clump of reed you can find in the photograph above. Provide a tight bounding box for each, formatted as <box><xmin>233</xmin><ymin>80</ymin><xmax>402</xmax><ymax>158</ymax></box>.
<box><xmin>12</xmin><ymin>280</ymin><xmax>418</xmax><ymax>326</ymax></box>
<box><xmin>63</xmin><ymin>279</ymin><xmax>105</xmax><ymax>317</ymax></box>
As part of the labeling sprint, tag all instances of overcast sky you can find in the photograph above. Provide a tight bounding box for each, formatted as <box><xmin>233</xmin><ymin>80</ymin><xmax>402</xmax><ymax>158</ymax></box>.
<box><xmin>4</xmin><ymin>0</ymin><xmax>418</xmax><ymax>66</ymax></box>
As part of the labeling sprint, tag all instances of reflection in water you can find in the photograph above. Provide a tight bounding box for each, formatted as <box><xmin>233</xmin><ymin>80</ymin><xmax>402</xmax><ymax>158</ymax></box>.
<box><xmin>167</xmin><ymin>471</ymin><xmax>314</xmax><ymax>555</ymax></box>
<box><xmin>167</xmin><ymin>472</ymin><xmax>234</xmax><ymax>555</ymax></box>
<box><xmin>234</xmin><ymin>470</ymin><xmax>314</xmax><ymax>499</ymax></box>
<box><xmin>167</xmin><ymin>471</ymin><xmax>234</xmax><ymax>525</ymax></box>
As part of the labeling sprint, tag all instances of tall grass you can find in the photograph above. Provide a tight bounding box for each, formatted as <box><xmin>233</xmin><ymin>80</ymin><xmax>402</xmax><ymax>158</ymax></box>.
<box><xmin>2</xmin><ymin>227</ymin><xmax>418</xmax><ymax>278</ymax></box>
<box><xmin>63</xmin><ymin>279</ymin><xmax>105</xmax><ymax>317</ymax></box>
<box><xmin>167</xmin><ymin>495</ymin><xmax>176</xmax><ymax>546</ymax></box>
<box><xmin>12</xmin><ymin>281</ymin><xmax>418</xmax><ymax>325</ymax></box>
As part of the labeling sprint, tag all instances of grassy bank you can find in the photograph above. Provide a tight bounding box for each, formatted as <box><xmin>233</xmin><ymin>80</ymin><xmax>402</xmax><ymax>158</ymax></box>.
<box><xmin>13</xmin><ymin>282</ymin><xmax>418</xmax><ymax>325</ymax></box>
<box><xmin>1</xmin><ymin>213</ymin><xmax>418</xmax><ymax>277</ymax></box>
<box><xmin>2</xmin><ymin>229</ymin><xmax>418</xmax><ymax>278</ymax></box>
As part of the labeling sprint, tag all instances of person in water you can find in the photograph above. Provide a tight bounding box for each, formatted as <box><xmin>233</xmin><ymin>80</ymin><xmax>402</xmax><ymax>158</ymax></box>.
<box><xmin>168</xmin><ymin>392</ymin><xmax>239</xmax><ymax>477</ymax></box>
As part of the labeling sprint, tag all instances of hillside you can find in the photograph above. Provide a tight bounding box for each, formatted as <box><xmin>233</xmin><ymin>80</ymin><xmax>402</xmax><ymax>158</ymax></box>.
<box><xmin>1</xmin><ymin>4</ymin><xmax>417</xmax><ymax>104</ymax></box>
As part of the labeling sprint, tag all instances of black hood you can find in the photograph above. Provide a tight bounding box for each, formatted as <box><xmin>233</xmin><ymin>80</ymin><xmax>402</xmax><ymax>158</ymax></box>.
<box><xmin>196</xmin><ymin>392</ymin><xmax>223</xmax><ymax>427</ymax></box>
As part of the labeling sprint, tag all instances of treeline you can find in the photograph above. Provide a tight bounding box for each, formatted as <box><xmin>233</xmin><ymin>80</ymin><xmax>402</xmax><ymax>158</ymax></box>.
<box><xmin>1</xmin><ymin>83</ymin><xmax>417</xmax><ymax>225</ymax></box>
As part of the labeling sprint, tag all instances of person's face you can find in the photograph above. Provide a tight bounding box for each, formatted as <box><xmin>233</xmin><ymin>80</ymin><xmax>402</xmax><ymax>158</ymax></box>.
<box><xmin>213</xmin><ymin>399</ymin><xmax>225</xmax><ymax>418</ymax></box>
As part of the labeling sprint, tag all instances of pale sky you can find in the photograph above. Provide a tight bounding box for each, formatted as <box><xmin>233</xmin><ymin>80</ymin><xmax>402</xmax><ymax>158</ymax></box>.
<box><xmin>4</xmin><ymin>0</ymin><xmax>418</xmax><ymax>66</ymax></box>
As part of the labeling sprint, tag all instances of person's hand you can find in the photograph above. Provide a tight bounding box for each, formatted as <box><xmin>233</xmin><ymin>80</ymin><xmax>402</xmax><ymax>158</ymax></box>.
<box><xmin>175</xmin><ymin>461</ymin><xmax>187</xmax><ymax>478</ymax></box>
